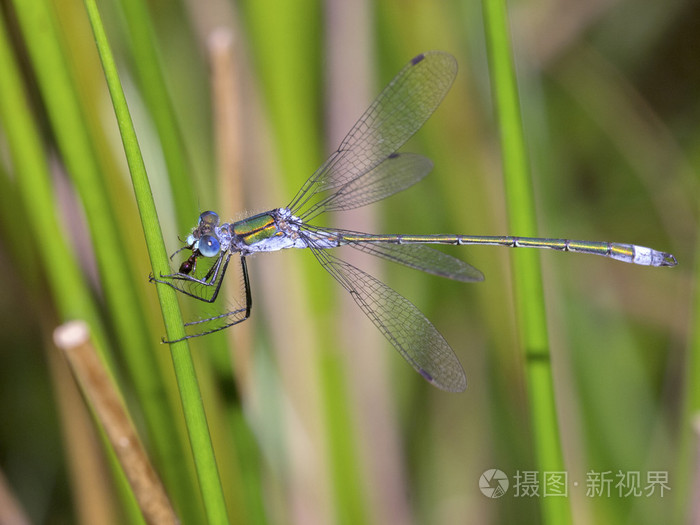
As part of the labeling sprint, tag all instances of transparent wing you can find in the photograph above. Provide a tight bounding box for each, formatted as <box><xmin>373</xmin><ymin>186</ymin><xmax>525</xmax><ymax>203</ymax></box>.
<box><xmin>299</xmin><ymin>153</ymin><xmax>433</xmax><ymax>221</ymax></box>
<box><xmin>348</xmin><ymin>242</ymin><xmax>484</xmax><ymax>282</ymax></box>
<box><xmin>288</xmin><ymin>51</ymin><xmax>457</xmax><ymax>216</ymax></box>
<box><xmin>311</xmin><ymin>247</ymin><xmax>467</xmax><ymax>392</ymax></box>
<box><xmin>301</xmin><ymin>225</ymin><xmax>484</xmax><ymax>282</ymax></box>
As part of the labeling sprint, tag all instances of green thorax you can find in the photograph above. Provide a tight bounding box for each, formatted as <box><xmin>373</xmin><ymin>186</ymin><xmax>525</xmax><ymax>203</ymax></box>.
<box><xmin>232</xmin><ymin>212</ymin><xmax>282</xmax><ymax>246</ymax></box>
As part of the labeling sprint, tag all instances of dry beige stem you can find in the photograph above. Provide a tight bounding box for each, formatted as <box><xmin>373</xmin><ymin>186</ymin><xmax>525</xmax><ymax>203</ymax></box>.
<box><xmin>54</xmin><ymin>321</ymin><xmax>178</xmax><ymax>525</ymax></box>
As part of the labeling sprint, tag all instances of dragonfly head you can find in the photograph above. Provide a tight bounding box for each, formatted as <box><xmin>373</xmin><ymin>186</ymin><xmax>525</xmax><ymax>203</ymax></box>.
<box><xmin>177</xmin><ymin>211</ymin><xmax>223</xmax><ymax>274</ymax></box>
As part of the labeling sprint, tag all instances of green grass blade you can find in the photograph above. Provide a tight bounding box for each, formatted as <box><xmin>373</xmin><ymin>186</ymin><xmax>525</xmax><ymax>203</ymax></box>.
<box><xmin>677</xmin><ymin>246</ymin><xmax>700</xmax><ymax>520</ymax></box>
<box><xmin>481</xmin><ymin>0</ymin><xmax>571</xmax><ymax>523</ymax></box>
<box><xmin>117</xmin><ymin>0</ymin><xmax>198</xmax><ymax>230</ymax></box>
<box><xmin>81</xmin><ymin>0</ymin><xmax>229</xmax><ymax>523</ymax></box>
<box><xmin>0</xmin><ymin>14</ymin><xmax>103</xmax><ymax>343</ymax></box>
<box><xmin>241</xmin><ymin>2</ymin><xmax>372</xmax><ymax>522</ymax></box>
<box><xmin>11</xmin><ymin>0</ymin><xmax>207</xmax><ymax>520</ymax></box>
<box><xmin>0</xmin><ymin>9</ymin><xmax>147</xmax><ymax>525</ymax></box>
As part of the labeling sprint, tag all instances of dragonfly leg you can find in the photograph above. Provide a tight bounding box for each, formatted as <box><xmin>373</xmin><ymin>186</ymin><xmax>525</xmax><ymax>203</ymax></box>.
<box><xmin>150</xmin><ymin>252</ymin><xmax>231</xmax><ymax>303</ymax></box>
<box><xmin>155</xmin><ymin>250</ymin><xmax>224</xmax><ymax>284</ymax></box>
<box><xmin>162</xmin><ymin>257</ymin><xmax>252</xmax><ymax>343</ymax></box>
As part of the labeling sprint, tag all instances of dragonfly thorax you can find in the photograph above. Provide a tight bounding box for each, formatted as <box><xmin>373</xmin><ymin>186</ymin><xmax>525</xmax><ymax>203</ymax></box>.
<box><xmin>181</xmin><ymin>208</ymin><xmax>312</xmax><ymax>262</ymax></box>
<box><xmin>224</xmin><ymin>208</ymin><xmax>309</xmax><ymax>254</ymax></box>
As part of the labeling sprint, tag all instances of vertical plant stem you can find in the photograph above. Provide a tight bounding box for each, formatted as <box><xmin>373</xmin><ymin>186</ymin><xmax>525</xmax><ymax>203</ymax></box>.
<box><xmin>12</xmin><ymin>0</ymin><xmax>204</xmax><ymax>519</ymax></box>
<box><xmin>81</xmin><ymin>0</ymin><xmax>229</xmax><ymax>523</ymax></box>
<box><xmin>481</xmin><ymin>0</ymin><xmax>571</xmax><ymax>523</ymax></box>
<box><xmin>242</xmin><ymin>2</ymin><xmax>339</xmax><ymax>524</ymax></box>
<box><xmin>55</xmin><ymin>321</ymin><xmax>178</xmax><ymax>525</ymax></box>
<box><xmin>0</xmin><ymin>7</ymin><xmax>106</xmax><ymax>352</ymax></box>
<box><xmin>323</xmin><ymin>4</ymin><xmax>375</xmax><ymax>522</ymax></box>
<box><xmin>0</xmin><ymin>9</ymin><xmax>146</xmax><ymax>524</ymax></box>
<box><xmin>118</xmin><ymin>0</ymin><xmax>198</xmax><ymax>231</ymax></box>
<box><xmin>677</xmin><ymin>246</ymin><xmax>700</xmax><ymax>521</ymax></box>
<box><xmin>208</xmin><ymin>30</ymin><xmax>268</xmax><ymax>525</ymax></box>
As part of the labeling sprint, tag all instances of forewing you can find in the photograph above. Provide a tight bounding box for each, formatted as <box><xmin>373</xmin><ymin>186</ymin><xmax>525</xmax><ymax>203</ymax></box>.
<box><xmin>312</xmin><ymin>248</ymin><xmax>467</xmax><ymax>392</ymax></box>
<box><xmin>301</xmin><ymin>153</ymin><xmax>433</xmax><ymax>221</ymax></box>
<box><xmin>288</xmin><ymin>52</ymin><xmax>457</xmax><ymax>215</ymax></box>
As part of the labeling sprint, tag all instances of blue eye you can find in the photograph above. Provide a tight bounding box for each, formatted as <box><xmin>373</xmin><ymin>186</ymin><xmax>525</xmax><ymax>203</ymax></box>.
<box><xmin>199</xmin><ymin>211</ymin><xmax>219</xmax><ymax>227</ymax></box>
<box><xmin>198</xmin><ymin>234</ymin><xmax>220</xmax><ymax>257</ymax></box>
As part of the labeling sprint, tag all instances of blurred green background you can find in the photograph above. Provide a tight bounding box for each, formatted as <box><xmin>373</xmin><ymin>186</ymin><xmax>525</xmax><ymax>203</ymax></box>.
<box><xmin>0</xmin><ymin>0</ymin><xmax>694</xmax><ymax>523</ymax></box>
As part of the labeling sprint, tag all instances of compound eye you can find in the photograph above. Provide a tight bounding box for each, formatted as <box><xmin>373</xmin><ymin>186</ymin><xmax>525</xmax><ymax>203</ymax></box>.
<box><xmin>198</xmin><ymin>234</ymin><xmax>220</xmax><ymax>257</ymax></box>
<box><xmin>199</xmin><ymin>211</ymin><xmax>219</xmax><ymax>227</ymax></box>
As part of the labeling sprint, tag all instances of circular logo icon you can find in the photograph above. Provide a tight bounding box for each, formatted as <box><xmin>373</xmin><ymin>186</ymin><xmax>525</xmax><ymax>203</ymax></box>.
<box><xmin>479</xmin><ymin>469</ymin><xmax>509</xmax><ymax>498</ymax></box>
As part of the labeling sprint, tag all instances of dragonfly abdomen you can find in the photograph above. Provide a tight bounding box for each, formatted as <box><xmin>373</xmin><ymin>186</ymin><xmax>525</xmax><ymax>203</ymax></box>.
<box><xmin>336</xmin><ymin>233</ymin><xmax>676</xmax><ymax>267</ymax></box>
<box><xmin>454</xmin><ymin>236</ymin><xmax>676</xmax><ymax>266</ymax></box>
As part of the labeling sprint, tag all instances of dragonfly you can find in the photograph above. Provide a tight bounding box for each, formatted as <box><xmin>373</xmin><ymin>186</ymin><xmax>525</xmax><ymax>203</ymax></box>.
<box><xmin>151</xmin><ymin>51</ymin><xmax>677</xmax><ymax>392</ymax></box>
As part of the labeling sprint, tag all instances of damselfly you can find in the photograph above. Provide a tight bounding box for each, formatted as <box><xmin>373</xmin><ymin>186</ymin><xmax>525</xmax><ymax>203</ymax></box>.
<box><xmin>151</xmin><ymin>51</ymin><xmax>677</xmax><ymax>392</ymax></box>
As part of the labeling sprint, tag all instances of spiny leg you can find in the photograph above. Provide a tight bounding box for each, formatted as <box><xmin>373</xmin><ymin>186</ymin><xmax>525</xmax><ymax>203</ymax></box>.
<box><xmin>163</xmin><ymin>256</ymin><xmax>252</xmax><ymax>343</ymax></box>
<box><xmin>150</xmin><ymin>252</ymin><xmax>231</xmax><ymax>303</ymax></box>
